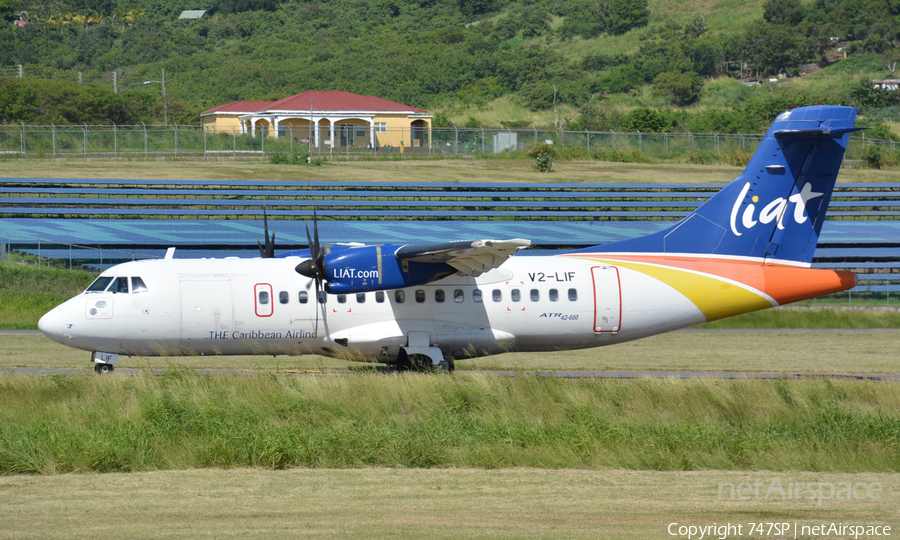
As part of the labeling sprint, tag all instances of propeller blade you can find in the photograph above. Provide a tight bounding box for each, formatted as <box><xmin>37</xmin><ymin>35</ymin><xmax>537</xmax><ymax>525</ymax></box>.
<box><xmin>258</xmin><ymin>205</ymin><xmax>276</xmax><ymax>258</ymax></box>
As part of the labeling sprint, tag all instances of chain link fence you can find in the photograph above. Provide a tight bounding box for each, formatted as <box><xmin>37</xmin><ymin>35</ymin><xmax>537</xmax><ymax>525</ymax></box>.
<box><xmin>0</xmin><ymin>124</ymin><xmax>896</xmax><ymax>161</ymax></box>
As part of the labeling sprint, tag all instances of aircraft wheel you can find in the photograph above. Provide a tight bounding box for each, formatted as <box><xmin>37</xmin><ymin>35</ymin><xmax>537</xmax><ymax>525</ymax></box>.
<box><xmin>410</xmin><ymin>354</ymin><xmax>434</xmax><ymax>372</ymax></box>
<box><xmin>394</xmin><ymin>351</ymin><xmax>413</xmax><ymax>372</ymax></box>
<box><xmin>97</xmin><ymin>363</ymin><xmax>114</xmax><ymax>374</ymax></box>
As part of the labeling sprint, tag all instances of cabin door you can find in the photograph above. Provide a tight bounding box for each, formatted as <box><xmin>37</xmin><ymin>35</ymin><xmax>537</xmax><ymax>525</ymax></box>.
<box><xmin>591</xmin><ymin>266</ymin><xmax>622</xmax><ymax>333</ymax></box>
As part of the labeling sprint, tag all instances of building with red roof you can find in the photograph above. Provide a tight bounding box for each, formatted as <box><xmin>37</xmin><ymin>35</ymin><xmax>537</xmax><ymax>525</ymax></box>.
<box><xmin>200</xmin><ymin>91</ymin><xmax>431</xmax><ymax>151</ymax></box>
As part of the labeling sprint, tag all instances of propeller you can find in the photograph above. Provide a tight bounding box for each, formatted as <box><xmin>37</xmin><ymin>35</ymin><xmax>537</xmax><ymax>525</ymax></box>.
<box><xmin>296</xmin><ymin>206</ymin><xmax>326</xmax><ymax>286</ymax></box>
<box><xmin>257</xmin><ymin>205</ymin><xmax>276</xmax><ymax>258</ymax></box>
<box><xmin>295</xmin><ymin>205</ymin><xmax>328</xmax><ymax>337</ymax></box>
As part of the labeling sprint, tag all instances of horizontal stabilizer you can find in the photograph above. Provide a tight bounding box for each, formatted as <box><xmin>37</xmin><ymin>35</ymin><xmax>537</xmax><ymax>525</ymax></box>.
<box><xmin>774</xmin><ymin>126</ymin><xmax>867</xmax><ymax>140</ymax></box>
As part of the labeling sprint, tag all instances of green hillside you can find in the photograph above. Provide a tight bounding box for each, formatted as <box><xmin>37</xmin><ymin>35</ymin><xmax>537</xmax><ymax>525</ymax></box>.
<box><xmin>1</xmin><ymin>0</ymin><xmax>899</xmax><ymax>132</ymax></box>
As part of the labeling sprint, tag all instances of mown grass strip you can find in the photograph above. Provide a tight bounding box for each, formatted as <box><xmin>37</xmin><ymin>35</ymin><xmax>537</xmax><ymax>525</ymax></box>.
<box><xmin>1</xmin><ymin>374</ymin><xmax>898</xmax><ymax>474</ymax></box>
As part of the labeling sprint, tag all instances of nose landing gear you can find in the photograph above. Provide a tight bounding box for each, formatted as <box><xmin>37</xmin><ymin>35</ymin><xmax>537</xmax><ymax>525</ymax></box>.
<box><xmin>93</xmin><ymin>362</ymin><xmax>115</xmax><ymax>374</ymax></box>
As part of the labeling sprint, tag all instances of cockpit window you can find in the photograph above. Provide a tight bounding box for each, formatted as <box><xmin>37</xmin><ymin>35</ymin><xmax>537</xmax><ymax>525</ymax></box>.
<box><xmin>86</xmin><ymin>276</ymin><xmax>113</xmax><ymax>292</ymax></box>
<box><xmin>111</xmin><ymin>277</ymin><xmax>129</xmax><ymax>294</ymax></box>
<box><xmin>131</xmin><ymin>277</ymin><xmax>148</xmax><ymax>293</ymax></box>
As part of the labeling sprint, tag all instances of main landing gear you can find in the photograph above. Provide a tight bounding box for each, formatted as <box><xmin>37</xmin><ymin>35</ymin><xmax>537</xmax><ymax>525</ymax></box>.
<box><xmin>395</xmin><ymin>351</ymin><xmax>455</xmax><ymax>373</ymax></box>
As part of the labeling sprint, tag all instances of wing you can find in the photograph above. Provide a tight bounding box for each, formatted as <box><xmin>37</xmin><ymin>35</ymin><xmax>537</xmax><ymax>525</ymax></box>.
<box><xmin>395</xmin><ymin>238</ymin><xmax>531</xmax><ymax>277</ymax></box>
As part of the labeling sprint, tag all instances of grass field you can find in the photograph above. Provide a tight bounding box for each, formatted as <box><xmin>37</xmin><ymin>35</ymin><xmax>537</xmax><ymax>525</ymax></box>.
<box><xmin>1</xmin><ymin>468</ymin><xmax>896</xmax><ymax>539</ymax></box>
<box><xmin>2</xmin><ymin>157</ymin><xmax>899</xmax><ymax>184</ymax></box>
<box><xmin>4</xmin><ymin>328</ymin><xmax>900</xmax><ymax>373</ymax></box>
<box><xmin>1</xmin><ymin>373</ymin><xmax>899</xmax><ymax>473</ymax></box>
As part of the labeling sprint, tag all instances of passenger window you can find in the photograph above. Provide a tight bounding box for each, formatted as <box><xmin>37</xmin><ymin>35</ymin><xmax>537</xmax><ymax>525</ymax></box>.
<box><xmin>279</xmin><ymin>291</ymin><xmax>289</xmax><ymax>304</ymax></box>
<box><xmin>492</xmin><ymin>289</ymin><xmax>501</xmax><ymax>302</ymax></box>
<box><xmin>530</xmin><ymin>289</ymin><xmax>539</xmax><ymax>302</ymax></box>
<box><xmin>375</xmin><ymin>291</ymin><xmax>385</xmax><ymax>303</ymax></box>
<box><xmin>395</xmin><ymin>290</ymin><xmax>405</xmax><ymax>303</ymax></box>
<box><xmin>473</xmin><ymin>289</ymin><xmax>483</xmax><ymax>303</ymax></box>
<box><xmin>454</xmin><ymin>289</ymin><xmax>464</xmax><ymax>303</ymax></box>
<box><xmin>131</xmin><ymin>277</ymin><xmax>148</xmax><ymax>293</ymax></box>
<box><xmin>86</xmin><ymin>276</ymin><xmax>113</xmax><ymax>292</ymax></box>
<box><xmin>568</xmin><ymin>288</ymin><xmax>578</xmax><ymax>301</ymax></box>
<box><xmin>299</xmin><ymin>291</ymin><xmax>309</xmax><ymax>304</ymax></box>
<box><xmin>511</xmin><ymin>289</ymin><xmax>520</xmax><ymax>302</ymax></box>
<box><xmin>415</xmin><ymin>289</ymin><xmax>426</xmax><ymax>303</ymax></box>
<box><xmin>317</xmin><ymin>291</ymin><xmax>327</xmax><ymax>304</ymax></box>
<box><xmin>337</xmin><ymin>294</ymin><xmax>347</xmax><ymax>304</ymax></box>
<box><xmin>259</xmin><ymin>291</ymin><xmax>270</xmax><ymax>305</ymax></box>
<box><xmin>112</xmin><ymin>277</ymin><xmax>129</xmax><ymax>294</ymax></box>
<box><xmin>549</xmin><ymin>289</ymin><xmax>559</xmax><ymax>302</ymax></box>
<box><xmin>356</xmin><ymin>293</ymin><xmax>366</xmax><ymax>303</ymax></box>
<box><xmin>435</xmin><ymin>289</ymin><xmax>445</xmax><ymax>303</ymax></box>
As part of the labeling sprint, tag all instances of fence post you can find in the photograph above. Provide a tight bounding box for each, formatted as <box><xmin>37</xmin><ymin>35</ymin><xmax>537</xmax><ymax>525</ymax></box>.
<box><xmin>688</xmin><ymin>132</ymin><xmax>694</xmax><ymax>151</ymax></box>
<box><xmin>664</xmin><ymin>132</ymin><xmax>668</xmax><ymax>154</ymax></box>
<box><xmin>204</xmin><ymin>124</ymin><xmax>208</xmax><ymax>156</ymax></box>
<box><xmin>533</xmin><ymin>127</ymin><xmax>537</xmax><ymax>146</ymax></box>
<box><xmin>586</xmin><ymin>129</ymin><xmax>590</xmax><ymax>154</ymax></box>
<box><xmin>715</xmin><ymin>132</ymin><xmax>719</xmax><ymax>153</ymax></box>
<box><xmin>52</xmin><ymin>124</ymin><xmax>56</xmax><ymax>157</ymax></box>
<box><xmin>481</xmin><ymin>127</ymin><xmax>485</xmax><ymax>154</ymax></box>
<box><xmin>612</xmin><ymin>130</ymin><xmax>616</xmax><ymax>150</ymax></box>
<box><xmin>738</xmin><ymin>132</ymin><xmax>744</xmax><ymax>151</ymax></box>
<box><xmin>174</xmin><ymin>123</ymin><xmax>178</xmax><ymax>158</ymax></box>
<box><xmin>19</xmin><ymin>122</ymin><xmax>25</xmax><ymax>156</ymax></box>
<box><xmin>143</xmin><ymin>123</ymin><xmax>148</xmax><ymax>157</ymax></box>
<box><xmin>638</xmin><ymin>131</ymin><xmax>642</xmax><ymax>152</ymax></box>
<box><xmin>290</xmin><ymin>125</ymin><xmax>293</xmax><ymax>153</ymax></box>
<box><xmin>454</xmin><ymin>126</ymin><xmax>458</xmax><ymax>154</ymax></box>
<box><xmin>82</xmin><ymin>123</ymin><xmax>87</xmax><ymax>158</ymax></box>
<box><xmin>113</xmin><ymin>123</ymin><xmax>117</xmax><ymax>158</ymax></box>
<box><xmin>233</xmin><ymin>126</ymin><xmax>236</xmax><ymax>157</ymax></box>
<box><xmin>261</xmin><ymin>126</ymin><xmax>265</xmax><ymax>155</ymax></box>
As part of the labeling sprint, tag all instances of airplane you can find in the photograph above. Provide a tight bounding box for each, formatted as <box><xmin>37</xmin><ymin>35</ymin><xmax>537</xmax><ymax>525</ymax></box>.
<box><xmin>38</xmin><ymin>105</ymin><xmax>861</xmax><ymax>373</ymax></box>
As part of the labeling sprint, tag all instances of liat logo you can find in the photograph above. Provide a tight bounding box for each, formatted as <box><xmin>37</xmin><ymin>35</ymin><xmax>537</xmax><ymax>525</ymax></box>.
<box><xmin>729</xmin><ymin>182</ymin><xmax>823</xmax><ymax>236</ymax></box>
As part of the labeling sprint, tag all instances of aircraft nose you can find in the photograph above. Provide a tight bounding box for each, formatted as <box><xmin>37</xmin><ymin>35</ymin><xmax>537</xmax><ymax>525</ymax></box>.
<box><xmin>38</xmin><ymin>307</ymin><xmax>65</xmax><ymax>341</ymax></box>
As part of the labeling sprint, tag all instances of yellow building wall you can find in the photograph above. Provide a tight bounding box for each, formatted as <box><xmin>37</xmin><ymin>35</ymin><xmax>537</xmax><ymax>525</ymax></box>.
<box><xmin>202</xmin><ymin>114</ymin><xmax>242</xmax><ymax>134</ymax></box>
<box><xmin>373</xmin><ymin>114</ymin><xmax>432</xmax><ymax>149</ymax></box>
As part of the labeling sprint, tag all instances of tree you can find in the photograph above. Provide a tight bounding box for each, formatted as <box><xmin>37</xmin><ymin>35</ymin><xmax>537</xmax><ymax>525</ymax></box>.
<box><xmin>762</xmin><ymin>0</ymin><xmax>804</xmax><ymax>25</ymax></box>
<box><xmin>621</xmin><ymin>107</ymin><xmax>668</xmax><ymax>131</ymax></box>
<box><xmin>652</xmin><ymin>71</ymin><xmax>703</xmax><ymax>106</ymax></box>
<box><xmin>683</xmin><ymin>17</ymin><xmax>707</xmax><ymax>39</ymax></box>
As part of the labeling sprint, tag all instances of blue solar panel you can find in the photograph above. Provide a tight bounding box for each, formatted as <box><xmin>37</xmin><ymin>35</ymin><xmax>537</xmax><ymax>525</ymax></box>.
<box><xmin>3</xmin><ymin>218</ymin><xmax>899</xmax><ymax>248</ymax></box>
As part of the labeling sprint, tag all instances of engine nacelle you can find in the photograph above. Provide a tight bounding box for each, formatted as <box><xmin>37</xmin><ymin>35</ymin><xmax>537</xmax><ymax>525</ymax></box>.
<box><xmin>315</xmin><ymin>244</ymin><xmax>455</xmax><ymax>294</ymax></box>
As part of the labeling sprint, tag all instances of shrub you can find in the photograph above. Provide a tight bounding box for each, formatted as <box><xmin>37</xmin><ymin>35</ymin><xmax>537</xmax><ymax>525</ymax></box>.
<box><xmin>652</xmin><ymin>71</ymin><xmax>704</xmax><ymax>106</ymax></box>
<box><xmin>527</xmin><ymin>143</ymin><xmax>558</xmax><ymax>172</ymax></box>
<box><xmin>862</xmin><ymin>145</ymin><xmax>884</xmax><ymax>169</ymax></box>
<box><xmin>594</xmin><ymin>148</ymin><xmax>653</xmax><ymax>163</ymax></box>
<box><xmin>269</xmin><ymin>152</ymin><xmax>309</xmax><ymax>165</ymax></box>
<box><xmin>721</xmin><ymin>148</ymin><xmax>752</xmax><ymax>167</ymax></box>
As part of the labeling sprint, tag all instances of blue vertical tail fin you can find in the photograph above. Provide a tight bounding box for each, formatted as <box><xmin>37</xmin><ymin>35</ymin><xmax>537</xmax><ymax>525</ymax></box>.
<box><xmin>582</xmin><ymin>105</ymin><xmax>861</xmax><ymax>265</ymax></box>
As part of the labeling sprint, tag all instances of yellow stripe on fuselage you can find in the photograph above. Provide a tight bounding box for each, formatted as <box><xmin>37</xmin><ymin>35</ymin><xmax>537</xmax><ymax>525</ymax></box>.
<box><xmin>580</xmin><ymin>257</ymin><xmax>775</xmax><ymax>322</ymax></box>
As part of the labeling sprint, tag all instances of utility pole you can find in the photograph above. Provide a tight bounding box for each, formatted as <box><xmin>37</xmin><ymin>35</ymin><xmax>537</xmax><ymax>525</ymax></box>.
<box><xmin>143</xmin><ymin>69</ymin><xmax>168</xmax><ymax>126</ymax></box>
<box><xmin>161</xmin><ymin>69</ymin><xmax>167</xmax><ymax>126</ymax></box>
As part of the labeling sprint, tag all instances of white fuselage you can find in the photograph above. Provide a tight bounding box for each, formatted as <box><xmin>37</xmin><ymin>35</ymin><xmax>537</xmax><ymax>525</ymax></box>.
<box><xmin>38</xmin><ymin>255</ymin><xmax>708</xmax><ymax>364</ymax></box>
